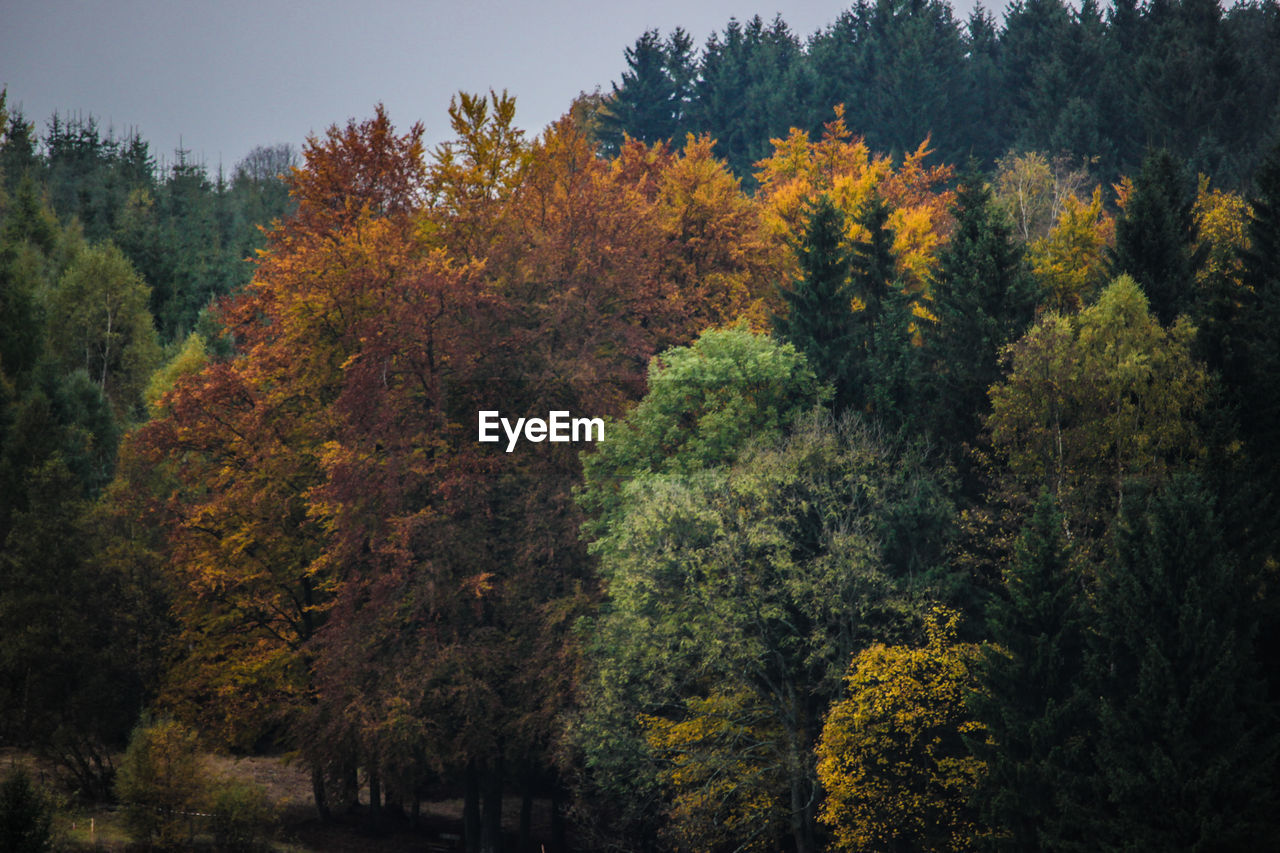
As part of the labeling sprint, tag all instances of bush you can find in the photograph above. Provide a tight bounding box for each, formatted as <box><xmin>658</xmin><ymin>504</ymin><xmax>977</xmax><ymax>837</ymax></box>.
<box><xmin>114</xmin><ymin>718</ymin><xmax>207</xmax><ymax>845</ymax></box>
<box><xmin>0</xmin><ymin>765</ymin><xmax>53</xmax><ymax>853</ymax></box>
<box><xmin>207</xmin><ymin>778</ymin><xmax>274</xmax><ymax>851</ymax></box>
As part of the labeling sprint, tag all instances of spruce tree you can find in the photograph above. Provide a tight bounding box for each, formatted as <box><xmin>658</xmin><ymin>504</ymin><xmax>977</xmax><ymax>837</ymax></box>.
<box><xmin>1110</xmin><ymin>148</ymin><xmax>1205</xmax><ymax>325</ymax></box>
<box><xmin>1237</xmin><ymin>141</ymin><xmax>1280</xmax><ymax>467</ymax></box>
<box><xmin>1080</xmin><ymin>476</ymin><xmax>1280</xmax><ymax>850</ymax></box>
<box><xmin>925</xmin><ymin>169</ymin><xmax>1035</xmax><ymax>469</ymax></box>
<box><xmin>773</xmin><ymin>194</ymin><xmax>857</xmax><ymax>413</ymax></box>
<box><xmin>971</xmin><ymin>492</ymin><xmax>1089</xmax><ymax>851</ymax></box>
<box><xmin>840</xmin><ymin>193</ymin><xmax>906</xmax><ymax>422</ymax></box>
<box><xmin>597</xmin><ymin>29</ymin><xmax>694</xmax><ymax>156</ymax></box>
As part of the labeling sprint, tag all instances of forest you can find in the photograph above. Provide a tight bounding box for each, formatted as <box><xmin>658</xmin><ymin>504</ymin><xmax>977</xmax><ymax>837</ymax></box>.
<box><xmin>2</xmin><ymin>0</ymin><xmax>1280</xmax><ymax>850</ymax></box>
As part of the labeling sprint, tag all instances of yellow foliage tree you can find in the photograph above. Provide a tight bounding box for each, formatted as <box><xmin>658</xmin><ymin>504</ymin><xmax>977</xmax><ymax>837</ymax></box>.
<box><xmin>1192</xmin><ymin>175</ymin><xmax>1249</xmax><ymax>289</ymax></box>
<box><xmin>753</xmin><ymin>106</ymin><xmax>953</xmax><ymax>297</ymax></box>
<box><xmin>816</xmin><ymin>608</ymin><xmax>985</xmax><ymax>852</ymax></box>
<box><xmin>640</xmin><ymin>689</ymin><xmax>789</xmax><ymax>853</ymax></box>
<box><xmin>1028</xmin><ymin>186</ymin><xmax>1114</xmax><ymax>312</ymax></box>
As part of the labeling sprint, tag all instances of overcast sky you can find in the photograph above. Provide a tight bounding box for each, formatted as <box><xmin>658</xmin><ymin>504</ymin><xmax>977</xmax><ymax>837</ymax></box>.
<box><xmin>1</xmin><ymin>0</ymin><xmax>987</xmax><ymax>172</ymax></box>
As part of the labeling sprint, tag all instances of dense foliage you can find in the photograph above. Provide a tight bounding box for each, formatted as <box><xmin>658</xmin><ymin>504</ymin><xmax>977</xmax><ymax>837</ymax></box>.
<box><xmin>4</xmin><ymin>1</ymin><xmax>1280</xmax><ymax>848</ymax></box>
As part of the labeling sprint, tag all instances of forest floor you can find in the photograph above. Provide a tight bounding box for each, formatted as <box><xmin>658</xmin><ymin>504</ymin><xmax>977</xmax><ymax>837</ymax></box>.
<box><xmin>2</xmin><ymin>749</ymin><xmax>555</xmax><ymax>851</ymax></box>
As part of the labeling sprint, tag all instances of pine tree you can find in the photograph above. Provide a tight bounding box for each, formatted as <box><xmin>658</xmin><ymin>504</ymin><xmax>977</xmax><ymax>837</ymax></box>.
<box><xmin>846</xmin><ymin>193</ymin><xmax>899</xmax><ymax>419</ymax></box>
<box><xmin>970</xmin><ymin>492</ymin><xmax>1089</xmax><ymax>851</ymax></box>
<box><xmin>925</xmin><ymin>169</ymin><xmax>1035</xmax><ymax>469</ymax></box>
<box><xmin>1237</xmin><ymin>141</ymin><xmax>1280</xmax><ymax>467</ymax></box>
<box><xmin>1110</xmin><ymin>148</ymin><xmax>1205</xmax><ymax>325</ymax></box>
<box><xmin>597</xmin><ymin>29</ymin><xmax>694</xmax><ymax>155</ymax></box>
<box><xmin>773</xmin><ymin>194</ymin><xmax>856</xmax><ymax>412</ymax></box>
<box><xmin>1078</xmin><ymin>476</ymin><xmax>1280</xmax><ymax>850</ymax></box>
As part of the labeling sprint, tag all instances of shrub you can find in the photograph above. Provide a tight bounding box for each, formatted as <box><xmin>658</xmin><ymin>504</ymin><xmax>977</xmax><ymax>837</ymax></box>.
<box><xmin>207</xmin><ymin>778</ymin><xmax>275</xmax><ymax>851</ymax></box>
<box><xmin>0</xmin><ymin>765</ymin><xmax>53</xmax><ymax>853</ymax></box>
<box><xmin>114</xmin><ymin>718</ymin><xmax>206</xmax><ymax>845</ymax></box>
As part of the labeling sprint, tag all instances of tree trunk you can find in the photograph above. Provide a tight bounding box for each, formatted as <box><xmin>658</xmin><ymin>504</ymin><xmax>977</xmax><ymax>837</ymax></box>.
<box><xmin>518</xmin><ymin>786</ymin><xmax>533</xmax><ymax>853</ymax></box>
<box><xmin>481</xmin><ymin>757</ymin><xmax>504</xmax><ymax>853</ymax></box>
<box><xmin>311</xmin><ymin>764</ymin><xmax>330</xmax><ymax>821</ymax></box>
<box><xmin>465</xmin><ymin>760</ymin><xmax>481</xmax><ymax>853</ymax></box>
<box><xmin>368</xmin><ymin>764</ymin><xmax>381</xmax><ymax>833</ymax></box>
<box><xmin>551</xmin><ymin>785</ymin><xmax>567</xmax><ymax>853</ymax></box>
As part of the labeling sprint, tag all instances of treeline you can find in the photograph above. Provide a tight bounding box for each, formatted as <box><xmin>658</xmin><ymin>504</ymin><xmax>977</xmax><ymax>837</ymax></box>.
<box><xmin>594</xmin><ymin>0</ymin><xmax>1280</xmax><ymax>185</ymax></box>
<box><xmin>2</xmin><ymin>38</ymin><xmax>1280</xmax><ymax>853</ymax></box>
<box><xmin>0</xmin><ymin>90</ymin><xmax>293</xmax><ymax>797</ymax></box>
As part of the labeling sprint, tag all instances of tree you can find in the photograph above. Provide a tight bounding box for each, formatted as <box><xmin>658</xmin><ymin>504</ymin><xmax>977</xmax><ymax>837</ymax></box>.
<box><xmin>1110</xmin><ymin>148</ymin><xmax>1205</xmax><ymax>325</ymax></box>
<box><xmin>808</xmin><ymin>0</ymin><xmax>970</xmax><ymax>164</ymax></box>
<box><xmin>986</xmin><ymin>275</ymin><xmax>1206</xmax><ymax>559</ymax></box>
<box><xmin>1234</xmin><ymin>142</ymin><xmax>1280</xmax><ymax>484</ymax></box>
<box><xmin>47</xmin><ymin>241</ymin><xmax>161</xmax><ymax>421</ymax></box>
<box><xmin>1028</xmin><ymin>185</ymin><xmax>1114</xmax><ymax>313</ymax></box>
<box><xmin>578</xmin><ymin>326</ymin><xmax>822</xmax><ymax>538</ymax></box>
<box><xmin>816</xmin><ymin>608</ymin><xmax>985</xmax><ymax>853</ymax></box>
<box><xmin>597</xmin><ymin>29</ymin><xmax>696</xmax><ymax>155</ymax></box>
<box><xmin>1077</xmin><ymin>476</ymin><xmax>1280</xmax><ymax>849</ymax></box>
<box><xmin>115</xmin><ymin>718</ymin><xmax>207</xmax><ymax>846</ymax></box>
<box><xmin>0</xmin><ymin>766</ymin><xmax>53</xmax><ymax>853</ymax></box>
<box><xmin>925</xmin><ymin>169</ymin><xmax>1036</xmax><ymax>468</ymax></box>
<box><xmin>773</xmin><ymin>194</ymin><xmax>857</xmax><ymax>411</ymax></box>
<box><xmin>689</xmin><ymin>15</ymin><xmax>810</xmax><ymax>181</ymax></box>
<box><xmin>580</xmin><ymin>406</ymin><xmax>950</xmax><ymax>853</ymax></box>
<box><xmin>969</xmin><ymin>493</ymin><xmax>1090</xmax><ymax>851</ymax></box>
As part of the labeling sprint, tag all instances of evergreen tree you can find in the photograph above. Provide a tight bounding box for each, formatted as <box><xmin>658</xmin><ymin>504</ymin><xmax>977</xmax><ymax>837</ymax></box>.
<box><xmin>597</xmin><ymin>29</ymin><xmax>695</xmax><ymax>155</ymax></box>
<box><xmin>1137</xmin><ymin>0</ymin><xmax>1241</xmax><ymax>179</ymax></box>
<box><xmin>1000</xmin><ymin>0</ymin><xmax>1077</xmax><ymax>153</ymax></box>
<box><xmin>773</xmin><ymin>194</ymin><xmax>857</xmax><ymax>412</ymax></box>
<box><xmin>925</xmin><ymin>169</ymin><xmax>1035</xmax><ymax>473</ymax></box>
<box><xmin>865</xmin><ymin>273</ymin><xmax>921</xmax><ymax>433</ymax></box>
<box><xmin>971</xmin><ymin>492</ymin><xmax>1089</xmax><ymax>851</ymax></box>
<box><xmin>1078</xmin><ymin>476</ymin><xmax>1280</xmax><ymax>850</ymax></box>
<box><xmin>690</xmin><ymin>15</ymin><xmax>810</xmax><ymax>180</ymax></box>
<box><xmin>845</xmin><ymin>193</ymin><xmax>897</xmax><ymax>416</ymax></box>
<box><xmin>809</xmin><ymin>0</ymin><xmax>969</xmax><ymax>163</ymax></box>
<box><xmin>1238</xmin><ymin>141</ymin><xmax>1280</xmax><ymax>445</ymax></box>
<box><xmin>1110</xmin><ymin>148</ymin><xmax>1205</xmax><ymax>325</ymax></box>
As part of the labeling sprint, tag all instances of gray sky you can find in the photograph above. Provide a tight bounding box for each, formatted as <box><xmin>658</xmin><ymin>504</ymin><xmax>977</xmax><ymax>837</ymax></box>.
<box><xmin>1</xmin><ymin>0</ymin><xmax>985</xmax><ymax>173</ymax></box>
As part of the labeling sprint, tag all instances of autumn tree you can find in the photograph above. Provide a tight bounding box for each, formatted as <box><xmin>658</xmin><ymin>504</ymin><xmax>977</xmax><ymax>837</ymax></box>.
<box><xmin>132</xmin><ymin>105</ymin><xmax>435</xmax><ymax>761</ymax></box>
<box><xmin>986</xmin><ymin>275</ymin><xmax>1206</xmax><ymax>559</ymax></box>
<box><xmin>1028</xmin><ymin>186</ymin><xmax>1113</xmax><ymax>313</ymax></box>
<box><xmin>816</xmin><ymin>608</ymin><xmax>985</xmax><ymax>853</ymax></box>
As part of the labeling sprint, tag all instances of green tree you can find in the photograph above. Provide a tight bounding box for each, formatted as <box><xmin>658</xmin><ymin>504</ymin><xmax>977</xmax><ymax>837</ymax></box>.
<box><xmin>580</xmin><ymin>410</ymin><xmax>949</xmax><ymax>853</ymax></box>
<box><xmin>1076</xmin><ymin>476</ymin><xmax>1280</xmax><ymax>849</ymax></box>
<box><xmin>597</xmin><ymin>29</ymin><xmax>696</xmax><ymax>155</ymax></box>
<box><xmin>925</xmin><ymin>169</ymin><xmax>1035</xmax><ymax>471</ymax></box>
<box><xmin>115</xmin><ymin>718</ymin><xmax>207</xmax><ymax>846</ymax></box>
<box><xmin>578</xmin><ymin>326</ymin><xmax>822</xmax><ymax>538</ymax></box>
<box><xmin>0</xmin><ymin>766</ymin><xmax>53</xmax><ymax>853</ymax></box>
<box><xmin>689</xmin><ymin>15</ymin><xmax>810</xmax><ymax>181</ymax></box>
<box><xmin>969</xmin><ymin>493</ymin><xmax>1089</xmax><ymax>851</ymax></box>
<box><xmin>845</xmin><ymin>193</ymin><xmax>898</xmax><ymax>418</ymax></box>
<box><xmin>47</xmin><ymin>241</ymin><xmax>161</xmax><ymax>421</ymax></box>
<box><xmin>1110</xmin><ymin>148</ymin><xmax>1205</xmax><ymax>325</ymax></box>
<box><xmin>986</xmin><ymin>275</ymin><xmax>1206</xmax><ymax>558</ymax></box>
<box><xmin>773</xmin><ymin>194</ymin><xmax>857</xmax><ymax>412</ymax></box>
